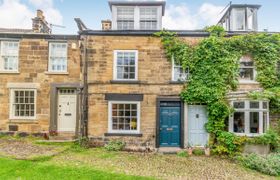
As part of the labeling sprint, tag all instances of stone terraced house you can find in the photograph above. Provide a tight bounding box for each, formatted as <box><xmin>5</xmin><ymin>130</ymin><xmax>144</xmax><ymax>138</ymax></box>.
<box><xmin>0</xmin><ymin>1</ymin><xmax>279</xmax><ymax>150</ymax></box>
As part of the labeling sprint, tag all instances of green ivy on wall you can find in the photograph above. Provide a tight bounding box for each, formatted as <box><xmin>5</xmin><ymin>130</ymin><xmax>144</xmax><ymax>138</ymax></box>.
<box><xmin>155</xmin><ymin>26</ymin><xmax>280</xmax><ymax>155</ymax></box>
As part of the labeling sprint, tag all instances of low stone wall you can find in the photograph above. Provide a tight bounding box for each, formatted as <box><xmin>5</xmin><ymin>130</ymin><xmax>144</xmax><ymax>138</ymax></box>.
<box><xmin>243</xmin><ymin>144</ymin><xmax>270</xmax><ymax>155</ymax></box>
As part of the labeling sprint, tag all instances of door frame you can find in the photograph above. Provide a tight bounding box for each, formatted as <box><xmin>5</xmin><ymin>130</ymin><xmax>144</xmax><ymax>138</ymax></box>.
<box><xmin>156</xmin><ymin>97</ymin><xmax>184</xmax><ymax>148</ymax></box>
<box><xmin>50</xmin><ymin>83</ymin><xmax>82</xmax><ymax>136</ymax></box>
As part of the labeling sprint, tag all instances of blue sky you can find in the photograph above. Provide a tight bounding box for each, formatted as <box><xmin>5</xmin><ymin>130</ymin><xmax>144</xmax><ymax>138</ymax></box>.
<box><xmin>0</xmin><ymin>0</ymin><xmax>279</xmax><ymax>34</ymax></box>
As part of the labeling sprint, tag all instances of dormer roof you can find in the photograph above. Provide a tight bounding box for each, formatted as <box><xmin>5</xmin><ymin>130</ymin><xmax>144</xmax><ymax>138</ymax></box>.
<box><xmin>108</xmin><ymin>0</ymin><xmax>166</xmax><ymax>15</ymax></box>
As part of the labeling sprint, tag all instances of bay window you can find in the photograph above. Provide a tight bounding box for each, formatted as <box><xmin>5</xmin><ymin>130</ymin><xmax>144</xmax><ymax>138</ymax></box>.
<box><xmin>229</xmin><ymin>100</ymin><xmax>269</xmax><ymax>136</ymax></box>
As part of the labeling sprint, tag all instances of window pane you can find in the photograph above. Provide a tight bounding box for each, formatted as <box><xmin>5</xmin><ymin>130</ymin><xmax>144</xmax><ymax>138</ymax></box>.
<box><xmin>250</xmin><ymin>112</ymin><xmax>259</xmax><ymax>133</ymax></box>
<box><xmin>233</xmin><ymin>8</ymin><xmax>245</xmax><ymax>30</ymax></box>
<box><xmin>233</xmin><ymin>102</ymin><xmax>245</xmax><ymax>109</ymax></box>
<box><xmin>233</xmin><ymin>112</ymin><xmax>245</xmax><ymax>133</ymax></box>
<box><xmin>239</xmin><ymin>68</ymin><xmax>254</xmax><ymax>80</ymax></box>
<box><xmin>263</xmin><ymin>102</ymin><xmax>268</xmax><ymax>109</ymax></box>
<box><xmin>247</xmin><ymin>8</ymin><xmax>254</xmax><ymax>30</ymax></box>
<box><xmin>263</xmin><ymin>112</ymin><xmax>268</xmax><ymax>133</ymax></box>
<box><xmin>250</xmin><ymin>101</ymin><xmax>259</xmax><ymax>109</ymax></box>
<box><xmin>173</xmin><ymin>62</ymin><xmax>189</xmax><ymax>81</ymax></box>
<box><xmin>1</xmin><ymin>41</ymin><xmax>19</xmax><ymax>71</ymax></box>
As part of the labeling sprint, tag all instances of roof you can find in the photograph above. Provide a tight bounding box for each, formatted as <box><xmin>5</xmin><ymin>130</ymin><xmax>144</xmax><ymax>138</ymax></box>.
<box><xmin>218</xmin><ymin>4</ymin><xmax>261</xmax><ymax>24</ymax></box>
<box><xmin>0</xmin><ymin>32</ymin><xmax>78</xmax><ymax>40</ymax></box>
<box><xmin>108</xmin><ymin>0</ymin><xmax>166</xmax><ymax>15</ymax></box>
<box><xmin>79</xmin><ymin>29</ymin><xmax>278</xmax><ymax>37</ymax></box>
<box><xmin>0</xmin><ymin>28</ymin><xmax>33</xmax><ymax>34</ymax></box>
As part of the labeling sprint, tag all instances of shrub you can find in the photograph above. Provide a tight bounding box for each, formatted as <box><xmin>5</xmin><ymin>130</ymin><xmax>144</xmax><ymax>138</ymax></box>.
<box><xmin>248</xmin><ymin>130</ymin><xmax>280</xmax><ymax>151</ymax></box>
<box><xmin>177</xmin><ymin>151</ymin><xmax>188</xmax><ymax>157</ymax></box>
<box><xmin>213</xmin><ymin>131</ymin><xmax>247</xmax><ymax>156</ymax></box>
<box><xmin>239</xmin><ymin>153</ymin><xmax>280</xmax><ymax>176</ymax></box>
<box><xmin>105</xmin><ymin>140</ymin><xmax>126</xmax><ymax>151</ymax></box>
<box><xmin>76</xmin><ymin>137</ymin><xmax>90</xmax><ymax>148</ymax></box>
<box><xmin>192</xmin><ymin>149</ymin><xmax>204</xmax><ymax>156</ymax></box>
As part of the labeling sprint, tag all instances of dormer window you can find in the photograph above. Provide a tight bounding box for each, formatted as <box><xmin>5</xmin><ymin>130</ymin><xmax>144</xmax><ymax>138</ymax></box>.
<box><xmin>117</xmin><ymin>7</ymin><xmax>135</xmax><ymax>30</ymax></box>
<box><xmin>218</xmin><ymin>4</ymin><xmax>260</xmax><ymax>31</ymax></box>
<box><xmin>109</xmin><ymin>1</ymin><xmax>165</xmax><ymax>30</ymax></box>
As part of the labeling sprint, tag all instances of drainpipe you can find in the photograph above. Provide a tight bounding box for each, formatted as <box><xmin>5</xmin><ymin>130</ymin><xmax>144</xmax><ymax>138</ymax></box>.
<box><xmin>80</xmin><ymin>35</ymin><xmax>89</xmax><ymax>137</ymax></box>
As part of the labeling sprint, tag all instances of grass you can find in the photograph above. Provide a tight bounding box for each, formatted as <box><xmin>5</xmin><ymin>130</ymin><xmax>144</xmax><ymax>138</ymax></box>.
<box><xmin>0</xmin><ymin>157</ymin><xmax>153</xmax><ymax>180</ymax></box>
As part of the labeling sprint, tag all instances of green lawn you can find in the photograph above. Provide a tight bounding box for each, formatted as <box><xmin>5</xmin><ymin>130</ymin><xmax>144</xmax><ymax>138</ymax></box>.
<box><xmin>0</xmin><ymin>157</ymin><xmax>152</xmax><ymax>180</ymax></box>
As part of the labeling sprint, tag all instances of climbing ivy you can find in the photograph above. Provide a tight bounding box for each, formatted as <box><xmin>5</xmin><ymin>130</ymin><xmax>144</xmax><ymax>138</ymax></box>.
<box><xmin>155</xmin><ymin>26</ymin><xmax>280</xmax><ymax>155</ymax></box>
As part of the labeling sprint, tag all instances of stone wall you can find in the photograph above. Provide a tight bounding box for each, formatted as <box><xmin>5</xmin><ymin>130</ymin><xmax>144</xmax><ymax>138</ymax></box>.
<box><xmin>0</xmin><ymin>38</ymin><xmax>81</xmax><ymax>133</ymax></box>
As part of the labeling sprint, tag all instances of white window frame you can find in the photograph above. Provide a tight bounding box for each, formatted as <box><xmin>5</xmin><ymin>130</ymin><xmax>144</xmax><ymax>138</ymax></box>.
<box><xmin>239</xmin><ymin>56</ymin><xmax>257</xmax><ymax>83</ymax></box>
<box><xmin>0</xmin><ymin>41</ymin><xmax>19</xmax><ymax>72</ymax></box>
<box><xmin>229</xmin><ymin>100</ymin><xmax>269</xmax><ymax>137</ymax></box>
<box><xmin>116</xmin><ymin>6</ymin><xmax>135</xmax><ymax>30</ymax></box>
<box><xmin>48</xmin><ymin>42</ymin><xmax>68</xmax><ymax>73</ymax></box>
<box><xmin>113</xmin><ymin>50</ymin><xmax>138</xmax><ymax>81</ymax></box>
<box><xmin>171</xmin><ymin>58</ymin><xmax>189</xmax><ymax>82</ymax></box>
<box><xmin>9</xmin><ymin>88</ymin><xmax>37</xmax><ymax>120</ymax></box>
<box><xmin>108</xmin><ymin>101</ymin><xmax>141</xmax><ymax>134</ymax></box>
<box><xmin>139</xmin><ymin>7</ymin><xmax>158</xmax><ymax>30</ymax></box>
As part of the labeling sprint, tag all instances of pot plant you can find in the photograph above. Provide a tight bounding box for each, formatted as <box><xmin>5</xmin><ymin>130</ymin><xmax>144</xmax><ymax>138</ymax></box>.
<box><xmin>187</xmin><ymin>143</ymin><xmax>193</xmax><ymax>155</ymax></box>
<box><xmin>204</xmin><ymin>144</ymin><xmax>210</xmax><ymax>156</ymax></box>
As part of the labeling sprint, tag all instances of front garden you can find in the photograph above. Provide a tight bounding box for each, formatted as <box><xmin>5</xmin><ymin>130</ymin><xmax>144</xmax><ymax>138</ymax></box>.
<box><xmin>0</xmin><ymin>135</ymin><xmax>278</xmax><ymax>179</ymax></box>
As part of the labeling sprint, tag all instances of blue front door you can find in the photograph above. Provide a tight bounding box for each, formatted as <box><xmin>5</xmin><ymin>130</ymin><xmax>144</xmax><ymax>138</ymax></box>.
<box><xmin>159</xmin><ymin>106</ymin><xmax>181</xmax><ymax>147</ymax></box>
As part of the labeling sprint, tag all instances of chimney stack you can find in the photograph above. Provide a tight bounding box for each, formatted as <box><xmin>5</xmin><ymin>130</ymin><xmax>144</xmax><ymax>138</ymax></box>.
<box><xmin>32</xmin><ymin>10</ymin><xmax>51</xmax><ymax>34</ymax></box>
<box><xmin>101</xmin><ymin>20</ymin><xmax>112</xmax><ymax>31</ymax></box>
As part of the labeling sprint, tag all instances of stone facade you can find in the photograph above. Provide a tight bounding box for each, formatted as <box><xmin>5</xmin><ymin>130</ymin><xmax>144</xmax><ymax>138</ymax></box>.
<box><xmin>0</xmin><ymin>36</ymin><xmax>81</xmax><ymax>134</ymax></box>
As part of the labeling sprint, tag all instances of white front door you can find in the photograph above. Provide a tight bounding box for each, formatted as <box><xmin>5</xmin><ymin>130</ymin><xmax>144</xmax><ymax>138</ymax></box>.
<box><xmin>188</xmin><ymin>105</ymin><xmax>208</xmax><ymax>147</ymax></box>
<box><xmin>57</xmin><ymin>89</ymin><xmax>77</xmax><ymax>132</ymax></box>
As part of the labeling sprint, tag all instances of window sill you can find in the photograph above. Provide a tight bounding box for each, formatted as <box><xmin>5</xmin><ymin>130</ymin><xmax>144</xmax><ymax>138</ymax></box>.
<box><xmin>104</xmin><ymin>133</ymin><xmax>143</xmax><ymax>137</ymax></box>
<box><xmin>0</xmin><ymin>71</ymin><xmax>20</xmax><ymax>74</ymax></box>
<box><xmin>169</xmin><ymin>81</ymin><xmax>186</xmax><ymax>84</ymax></box>
<box><xmin>45</xmin><ymin>71</ymin><xmax>69</xmax><ymax>75</ymax></box>
<box><xmin>9</xmin><ymin>119</ymin><xmax>38</xmax><ymax>124</ymax></box>
<box><xmin>233</xmin><ymin>133</ymin><xmax>263</xmax><ymax>137</ymax></box>
<box><xmin>239</xmin><ymin>81</ymin><xmax>259</xmax><ymax>85</ymax></box>
<box><xmin>110</xmin><ymin>80</ymin><xmax>140</xmax><ymax>84</ymax></box>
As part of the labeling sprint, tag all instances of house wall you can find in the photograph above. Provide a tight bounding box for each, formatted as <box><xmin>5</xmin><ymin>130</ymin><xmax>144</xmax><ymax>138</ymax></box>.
<box><xmin>0</xmin><ymin>37</ymin><xmax>81</xmax><ymax>133</ymax></box>
<box><xmin>85</xmin><ymin>35</ymin><xmax>270</xmax><ymax>149</ymax></box>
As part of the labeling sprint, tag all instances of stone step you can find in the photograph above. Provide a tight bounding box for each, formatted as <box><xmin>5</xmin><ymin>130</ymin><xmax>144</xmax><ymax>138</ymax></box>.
<box><xmin>157</xmin><ymin>147</ymin><xmax>182</xmax><ymax>154</ymax></box>
<box><xmin>48</xmin><ymin>132</ymin><xmax>76</xmax><ymax>141</ymax></box>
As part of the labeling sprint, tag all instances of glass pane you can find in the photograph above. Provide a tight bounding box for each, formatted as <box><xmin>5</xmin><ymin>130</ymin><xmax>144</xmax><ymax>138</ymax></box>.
<box><xmin>250</xmin><ymin>112</ymin><xmax>259</xmax><ymax>133</ymax></box>
<box><xmin>250</xmin><ymin>101</ymin><xmax>259</xmax><ymax>109</ymax></box>
<box><xmin>263</xmin><ymin>102</ymin><xmax>268</xmax><ymax>109</ymax></box>
<box><xmin>233</xmin><ymin>112</ymin><xmax>245</xmax><ymax>133</ymax></box>
<box><xmin>233</xmin><ymin>102</ymin><xmax>245</xmax><ymax>109</ymax></box>
<box><xmin>233</xmin><ymin>8</ymin><xmax>245</xmax><ymax>30</ymax></box>
<box><xmin>263</xmin><ymin>112</ymin><xmax>268</xmax><ymax>133</ymax></box>
<box><xmin>239</xmin><ymin>68</ymin><xmax>254</xmax><ymax>80</ymax></box>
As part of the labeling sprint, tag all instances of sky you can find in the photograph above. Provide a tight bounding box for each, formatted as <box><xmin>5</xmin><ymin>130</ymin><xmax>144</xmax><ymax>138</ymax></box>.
<box><xmin>0</xmin><ymin>0</ymin><xmax>279</xmax><ymax>34</ymax></box>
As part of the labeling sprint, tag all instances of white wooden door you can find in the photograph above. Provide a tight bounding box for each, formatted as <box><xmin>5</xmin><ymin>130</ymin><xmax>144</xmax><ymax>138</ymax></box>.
<box><xmin>57</xmin><ymin>89</ymin><xmax>77</xmax><ymax>132</ymax></box>
<box><xmin>188</xmin><ymin>105</ymin><xmax>208</xmax><ymax>147</ymax></box>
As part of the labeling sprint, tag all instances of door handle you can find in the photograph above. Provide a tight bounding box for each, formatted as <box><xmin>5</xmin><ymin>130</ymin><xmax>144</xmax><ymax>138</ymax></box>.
<box><xmin>166</xmin><ymin>128</ymin><xmax>173</xmax><ymax>131</ymax></box>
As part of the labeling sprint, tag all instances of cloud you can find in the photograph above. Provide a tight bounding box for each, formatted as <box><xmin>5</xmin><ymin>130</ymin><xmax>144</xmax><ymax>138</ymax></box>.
<box><xmin>0</xmin><ymin>0</ymin><xmax>63</xmax><ymax>29</ymax></box>
<box><xmin>163</xmin><ymin>3</ymin><xmax>224</xmax><ymax>30</ymax></box>
<box><xmin>0</xmin><ymin>0</ymin><xmax>34</xmax><ymax>29</ymax></box>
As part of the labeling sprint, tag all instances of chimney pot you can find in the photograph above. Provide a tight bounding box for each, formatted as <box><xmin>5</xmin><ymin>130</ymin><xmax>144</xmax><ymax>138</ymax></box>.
<box><xmin>101</xmin><ymin>20</ymin><xmax>112</xmax><ymax>31</ymax></box>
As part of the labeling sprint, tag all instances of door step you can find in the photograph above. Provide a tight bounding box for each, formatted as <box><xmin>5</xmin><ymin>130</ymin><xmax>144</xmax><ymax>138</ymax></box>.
<box><xmin>157</xmin><ymin>147</ymin><xmax>182</xmax><ymax>154</ymax></box>
<box><xmin>48</xmin><ymin>132</ymin><xmax>76</xmax><ymax>141</ymax></box>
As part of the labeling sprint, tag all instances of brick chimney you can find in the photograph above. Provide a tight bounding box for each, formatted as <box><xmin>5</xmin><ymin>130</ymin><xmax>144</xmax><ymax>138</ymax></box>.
<box><xmin>32</xmin><ymin>10</ymin><xmax>51</xmax><ymax>34</ymax></box>
<box><xmin>101</xmin><ymin>20</ymin><xmax>112</xmax><ymax>30</ymax></box>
